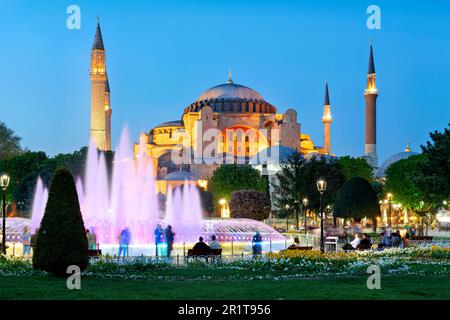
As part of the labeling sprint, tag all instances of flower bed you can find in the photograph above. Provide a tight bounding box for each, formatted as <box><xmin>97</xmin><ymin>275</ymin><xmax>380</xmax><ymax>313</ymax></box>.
<box><xmin>1</xmin><ymin>245</ymin><xmax>448</xmax><ymax>279</ymax></box>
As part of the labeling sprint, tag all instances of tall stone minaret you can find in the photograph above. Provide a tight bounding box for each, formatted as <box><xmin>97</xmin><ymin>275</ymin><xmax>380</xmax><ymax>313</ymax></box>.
<box><xmin>322</xmin><ymin>81</ymin><xmax>332</xmax><ymax>154</ymax></box>
<box><xmin>104</xmin><ymin>77</ymin><xmax>112</xmax><ymax>151</ymax></box>
<box><xmin>90</xmin><ymin>20</ymin><xmax>111</xmax><ymax>151</ymax></box>
<box><xmin>364</xmin><ymin>41</ymin><xmax>378</xmax><ymax>168</ymax></box>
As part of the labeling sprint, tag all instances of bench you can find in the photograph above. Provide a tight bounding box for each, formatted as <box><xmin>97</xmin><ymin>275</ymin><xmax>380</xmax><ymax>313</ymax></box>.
<box><xmin>286</xmin><ymin>246</ymin><xmax>313</xmax><ymax>251</ymax></box>
<box><xmin>186</xmin><ymin>249</ymin><xmax>222</xmax><ymax>263</ymax></box>
<box><xmin>410</xmin><ymin>236</ymin><xmax>433</xmax><ymax>247</ymax></box>
<box><xmin>88</xmin><ymin>249</ymin><xmax>102</xmax><ymax>257</ymax></box>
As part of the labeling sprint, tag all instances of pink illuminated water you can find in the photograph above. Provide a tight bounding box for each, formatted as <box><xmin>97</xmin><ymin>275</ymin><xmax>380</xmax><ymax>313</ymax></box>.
<box><xmin>30</xmin><ymin>127</ymin><xmax>211</xmax><ymax>247</ymax></box>
<box><xmin>163</xmin><ymin>182</ymin><xmax>203</xmax><ymax>243</ymax></box>
<box><xmin>30</xmin><ymin>177</ymin><xmax>48</xmax><ymax>233</ymax></box>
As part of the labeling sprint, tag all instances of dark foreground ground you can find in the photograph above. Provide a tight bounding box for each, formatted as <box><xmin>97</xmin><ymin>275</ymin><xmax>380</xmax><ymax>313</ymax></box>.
<box><xmin>1</xmin><ymin>274</ymin><xmax>449</xmax><ymax>300</ymax></box>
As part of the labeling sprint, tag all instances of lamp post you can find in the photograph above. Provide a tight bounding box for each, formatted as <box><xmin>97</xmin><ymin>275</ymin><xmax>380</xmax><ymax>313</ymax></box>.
<box><xmin>285</xmin><ymin>204</ymin><xmax>290</xmax><ymax>231</ymax></box>
<box><xmin>387</xmin><ymin>193</ymin><xmax>393</xmax><ymax>227</ymax></box>
<box><xmin>419</xmin><ymin>200</ymin><xmax>425</xmax><ymax>236</ymax></box>
<box><xmin>294</xmin><ymin>200</ymin><xmax>300</xmax><ymax>231</ymax></box>
<box><xmin>316</xmin><ymin>178</ymin><xmax>327</xmax><ymax>254</ymax></box>
<box><xmin>302</xmin><ymin>198</ymin><xmax>308</xmax><ymax>234</ymax></box>
<box><xmin>1</xmin><ymin>174</ymin><xmax>10</xmax><ymax>255</ymax></box>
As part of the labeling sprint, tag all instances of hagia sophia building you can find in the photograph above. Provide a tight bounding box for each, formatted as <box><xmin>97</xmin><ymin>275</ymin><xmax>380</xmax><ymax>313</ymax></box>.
<box><xmin>88</xmin><ymin>21</ymin><xmax>405</xmax><ymax>194</ymax></box>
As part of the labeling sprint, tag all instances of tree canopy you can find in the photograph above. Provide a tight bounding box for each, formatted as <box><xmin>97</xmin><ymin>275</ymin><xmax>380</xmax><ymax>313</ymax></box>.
<box><xmin>338</xmin><ymin>156</ymin><xmax>374</xmax><ymax>181</ymax></box>
<box><xmin>0</xmin><ymin>147</ymin><xmax>107</xmax><ymax>216</ymax></box>
<box><xmin>334</xmin><ymin>177</ymin><xmax>380</xmax><ymax>220</ymax></box>
<box><xmin>385</xmin><ymin>154</ymin><xmax>427</xmax><ymax>211</ymax></box>
<box><xmin>209</xmin><ymin>164</ymin><xmax>267</xmax><ymax>205</ymax></box>
<box><xmin>273</xmin><ymin>153</ymin><xmax>347</xmax><ymax>214</ymax></box>
<box><xmin>0</xmin><ymin>122</ymin><xmax>22</xmax><ymax>160</ymax></box>
<box><xmin>418</xmin><ymin>123</ymin><xmax>450</xmax><ymax>208</ymax></box>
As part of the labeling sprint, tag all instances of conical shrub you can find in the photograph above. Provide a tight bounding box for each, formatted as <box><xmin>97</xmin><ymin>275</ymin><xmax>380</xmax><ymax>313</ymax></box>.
<box><xmin>32</xmin><ymin>168</ymin><xmax>88</xmax><ymax>276</ymax></box>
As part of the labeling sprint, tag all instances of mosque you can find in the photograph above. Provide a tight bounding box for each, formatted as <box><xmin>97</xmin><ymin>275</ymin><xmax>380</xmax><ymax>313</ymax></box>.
<box><xmin>88</xmin><ymin>21</ymin><xmax>399</xmax><ymax>194</ymax></box>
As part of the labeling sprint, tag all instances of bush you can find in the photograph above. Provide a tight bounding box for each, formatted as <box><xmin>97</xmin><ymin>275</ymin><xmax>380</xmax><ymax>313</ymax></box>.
<box><xmin>230</xmin><ymin>190</ymin><xmax>270</xmax><ymax>221</ymax></box>
<box><xmin>32</xmin><ymin>168</ymin><xmax>88</xmax><ymax>276</ymax></box>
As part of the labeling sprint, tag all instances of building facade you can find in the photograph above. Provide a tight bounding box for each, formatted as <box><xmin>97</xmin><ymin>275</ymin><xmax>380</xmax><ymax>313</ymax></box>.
<box><xmin>134</xmin><ymin>73</ymin><xmax>330</xmax><ymax>186</ymax></box>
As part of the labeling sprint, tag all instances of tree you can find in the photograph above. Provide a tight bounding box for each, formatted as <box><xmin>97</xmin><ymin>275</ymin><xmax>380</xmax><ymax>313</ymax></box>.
<box><xmin>230</xmin><ymin>190</ymin><xmax>270</xmax><ymax>221</ymax></box>
<box><xmin>334</xmin><ymin>177</ymin><xmax>380</xmax><ymax>222</ymax></box>
<box><xmin>0</xmin><ymin>147</ymin><xmax>94</xmax><ymax>216</ymax></box>
<box><xmin>385</xmin><ymin>154</ymin><xmax>427</xmax><ymax>211</ymax></box>
<box><xmin>0</xmin><ymin>151</ymin><xmax>49</xmax><ymax>211</ymax></box>
<box><xmin>0</xmin><ymin>122</ymin><xmax>22</xmax><ymax>160</ymax></box>
<box><xmin>273</xmin><ymin>153</ymin><xmax>346</xmax><ymax>215</ymax></box>
<box><xmin>209</xmin><ymin>164</ymin><xmax>267</xmax><ymax>205</ymax></box>
<box><xmin>32</xmin><ymin>168</ymin><xmax>88</xmax><ymax>277</ymax></box>
<box><xmin>338</xmin><ymin>156</ymin><xmax>374</xmax><ymax>181</ymax></box>
<box><xmin>418</xmin><ymin>124</ymin><xmax>450</xmax><ymax>208</ymax></box>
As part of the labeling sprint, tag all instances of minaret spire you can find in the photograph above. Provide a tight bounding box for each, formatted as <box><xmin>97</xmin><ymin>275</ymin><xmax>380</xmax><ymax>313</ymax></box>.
<box><xmin>322</xmin><ymin>81</ymin><xmax>332</xmax><ymax>155</ymax></box>
<box><xmin>92</xmin><ymin>19</ymin><xmax>105</xmax><ymax>51</ymax></box>
<box><xmin>324</xmin><ymin>80</ymin><xmax>330</xmax><ymax>106</ymax></box>
<box><xmin>364</xmin><ymin>39</ymin><xmax>379</xmax><ymax>168</ymax></box>
<box><xmin>368</xmin><ymin>41</ymin><xmax>376</xmax><ymax>74</ymax></box>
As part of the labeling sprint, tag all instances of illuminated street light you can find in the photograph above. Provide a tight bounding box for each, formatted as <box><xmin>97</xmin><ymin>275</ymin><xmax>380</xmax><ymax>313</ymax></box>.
<box><xmin>302</xmin><ymin>198</ymin><xmax>308</xmax><ymax>233</ymax></box>
<box><xmin>316</xmin><ymin>177</ymin><xmax>327</xmax><ymax>253</ymax></box>
<box><xmin>1</xmin><ymin>174</ymin><xmax>10</xmax><ymax>255</ymax></box>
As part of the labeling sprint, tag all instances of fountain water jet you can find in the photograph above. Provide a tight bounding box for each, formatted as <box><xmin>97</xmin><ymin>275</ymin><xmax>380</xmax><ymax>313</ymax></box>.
<box><xmin>30</xmin><ymin>177</ymin><xmax>48</xmax><ymax>233</ymax></box>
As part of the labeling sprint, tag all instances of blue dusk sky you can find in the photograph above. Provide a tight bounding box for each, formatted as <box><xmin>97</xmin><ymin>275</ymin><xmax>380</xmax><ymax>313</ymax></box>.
<box><xmin>0</xmin><ymin>0</ymin><xmax>449</xmax><ymax>163</ymax></box>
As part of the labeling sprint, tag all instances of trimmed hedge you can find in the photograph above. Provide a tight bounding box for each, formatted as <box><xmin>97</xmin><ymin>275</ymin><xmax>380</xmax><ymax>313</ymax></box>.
<box><xmin>32</xmin><ymin>168</ymin><xmax>88</xmax><ymax>276</ymax></box>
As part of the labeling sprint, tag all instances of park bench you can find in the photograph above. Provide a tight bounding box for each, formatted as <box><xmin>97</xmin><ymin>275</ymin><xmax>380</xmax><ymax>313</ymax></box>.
<box><xmin>185</xmin><ymin>249</ymin><xmax>222</xmax><ymax>263</ymax></box>
<box><xmin>286</xmin><ymin>246</ymin><xmax>313</xmax><ymax>251</ymax></box>
<box><xmin>410</xmin><ymin>236</ymin><xmax>433</xmax><ymax>247</ymax></box>
<box><xmin>88</xmin><ymin>249</ymin><xmax>102</xmax><ymax>257</ymax></box>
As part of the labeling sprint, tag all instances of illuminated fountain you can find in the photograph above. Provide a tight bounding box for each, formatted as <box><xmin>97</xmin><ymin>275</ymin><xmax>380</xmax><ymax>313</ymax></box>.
<box><xmin>26</xmin><ymin>127</ymin><xmax>287</xmax><ymax>256</ymax></box>
<box><xmin>30</xmin><ymin>177</ymin><xmax>48</xmax><ymax>233</ymax></box>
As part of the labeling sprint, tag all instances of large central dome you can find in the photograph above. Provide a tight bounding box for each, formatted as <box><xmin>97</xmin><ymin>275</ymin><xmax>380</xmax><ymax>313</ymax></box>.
<box><xmin>183</xmin><ymin>76</ymin><xmax>276</xmax><ymax>115</ymax></box>
<box><xmin>197</xmin><ymin>82</ymin><xmax>265</xmax><ymax>101</ymax></box>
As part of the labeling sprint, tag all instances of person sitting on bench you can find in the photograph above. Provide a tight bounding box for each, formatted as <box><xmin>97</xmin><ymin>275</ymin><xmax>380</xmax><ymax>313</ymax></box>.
<box><xmin>288</xmin><ymin>237</ymin><xmax>301</xmax><ymax>249</ymax></box>
<box><xmin>357</xmin><ymin>233</ymin><xmax>372</xmax><ymax>250</ymax></box>
<box><xmin>209</xmin><ymin>235</ymin><xmax>221</xmax><ymax>250</ymax></box>
<box><xmin>192</xmin><ymin>237</ymin><xmax>210</xmax><ymax>254</ymax></box>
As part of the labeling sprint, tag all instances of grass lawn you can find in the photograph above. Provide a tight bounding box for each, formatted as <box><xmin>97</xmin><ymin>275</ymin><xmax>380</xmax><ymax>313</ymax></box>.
<box><xmin>1</xmin><ymin>273</ymin><xmax>449</xmax><ymax>300</ymax></box>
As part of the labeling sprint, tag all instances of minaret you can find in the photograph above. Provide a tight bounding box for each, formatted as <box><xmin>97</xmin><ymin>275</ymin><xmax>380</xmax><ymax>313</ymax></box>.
<box><xmin>104</xmin><ymin>76</ymin><xmax>112</xmax><ymax>151</ymax></box>
<box><xmin>364</xmin><ymin>41</ymin><xmax>378</xmax><ymax>168</ymax></box>
<box><xmin>90</xmin><ymin>20</ymin><xmax>111</xmax><ymax>151</ymax></box>
<box><xmin>322</xmin><ymin>81</ymin><xmax>332</xmax><ymax>154</ymax></box>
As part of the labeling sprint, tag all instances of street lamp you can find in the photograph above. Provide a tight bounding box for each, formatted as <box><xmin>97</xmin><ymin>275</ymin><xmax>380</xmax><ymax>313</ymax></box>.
<box><xmin>302</xmin><ymin>198</ymin><xmax>308</xmax><ymax>234</ymax></box>
<box><xmin>285</xmin><ymin>204</ymin><xmax>290</xmax><ymax>231</ymax></box>
<box><xmin>316</xmin><ymin>177</ymin><xmax>327</xmax><ymax>254</ymax></box>
<box><xmin>1</xmin><ymin>174</ymin><xmax>10</xmax><ymax>255</ymax></box>
<box><xmin>387</xmin><ymin>193</ymin><xmax>393</xmax><ymax>227</ymax></box>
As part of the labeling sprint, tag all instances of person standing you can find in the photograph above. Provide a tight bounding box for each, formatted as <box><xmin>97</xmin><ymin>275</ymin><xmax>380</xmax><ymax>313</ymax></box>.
<box><xmin>165</xmin><ymin>225</ymin><xmax>175</xmax><ymax>258</ymax></box>
<box><xmin>252</xmin><ymin>231</ymin><xmax>263</xmax><ymax>257</ymax></box>
<box><xmin>30</xmin><ymin>228</ymin><xmax>39</xmax><ymax>255</ymax></box>
<box><xmin>118</xmin><ymin>228</ymin><xmax>130</xmax><ymax>259</ymax></box>
<box><xmin>88</xmin><ymin>228</ymin><xmax>97</xmax><ymax>251</ymax></box>
<box><xmin>154</xmin><ymin>224</ymin><xmax>162</xmax><ymax>257</ymax></box>
<box><xmin>21</xmin><ymin>227</ymin><xmax>31</xmax><ymax>257</ymax></box>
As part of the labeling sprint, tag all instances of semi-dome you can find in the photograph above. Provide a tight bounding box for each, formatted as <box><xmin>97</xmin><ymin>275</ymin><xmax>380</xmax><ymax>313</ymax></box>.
<box><xmin>162</xmin><ymin>170</ymin><xmax>198</xmax><ymax>181</ymax></box>
<box><xmin>183</xmin><ymin>76</ymin><xmax>276</xmax><ymax>115</ymax></box>
<box><xmin>376</xmin><ymin>147</ymin><xmax>419</xmax><ymax>179</ymax></box>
